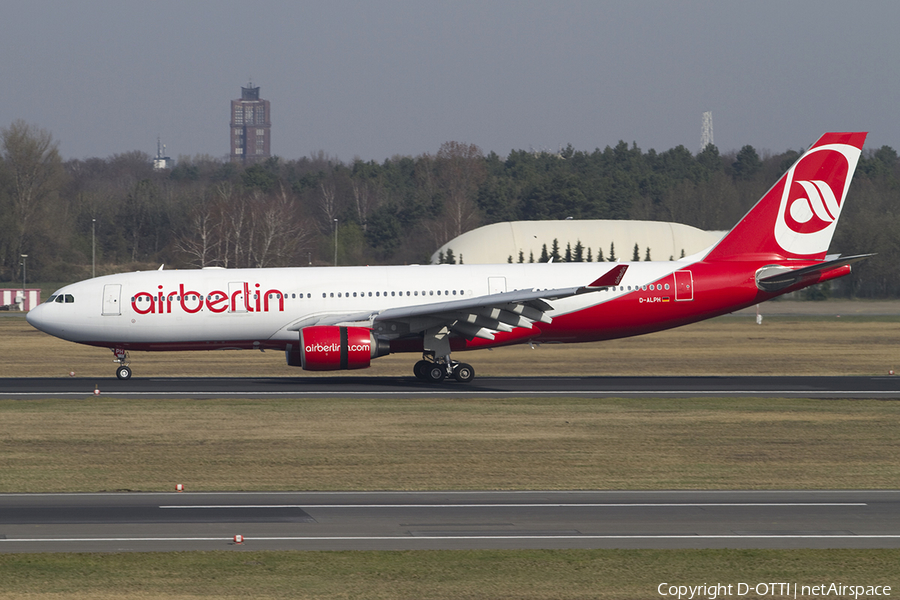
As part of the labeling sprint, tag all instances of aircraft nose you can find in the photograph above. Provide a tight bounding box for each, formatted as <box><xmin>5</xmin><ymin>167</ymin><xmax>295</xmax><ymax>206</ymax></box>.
<box><xmin>25</xmin><ymin>301</ymin><xmax>49</xmax><ymax>333</ymax></box>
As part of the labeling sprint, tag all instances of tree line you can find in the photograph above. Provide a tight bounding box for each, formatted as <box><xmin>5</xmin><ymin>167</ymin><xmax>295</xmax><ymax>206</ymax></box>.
<box><xmin>2</xmin><ymin>119</ymin><xmax>899</xmax><ymax>297</ymax></box>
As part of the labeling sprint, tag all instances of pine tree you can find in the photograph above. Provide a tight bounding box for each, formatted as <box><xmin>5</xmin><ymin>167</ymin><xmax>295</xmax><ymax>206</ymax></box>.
<box><xmin>644</xmin><ymin>247</ymin><xmax>651</xmax><ymax>261</ymax></box>
<box><xmin>574</xmin><ymin>240</ymin><xmax>584</xmax><ymax>262</ymax></box>
<box><xmin>565</xmin><ymin>242</ymin><xmax>572</xmax><ymax>262</ymax></box>
<box><xmin>518</xmin><ymin>249</ymin><xmax>525</xmax><ymax>263</ymax></box>
<box><xmin>550</xmin><ymin>239</ymin><xmax>561</xmax><ymax>262</ymax></box>
<box><xmin>609</xmin><ymin>242</ymin><xmax>617</xmax><ymax>262</ymax></box>
<box><xmin>540</xmin><ymin>244</ymin><xmax>549</xmax><ymax>263</ymax></box>
<box><xmin>632</xmin><ymin>243</ymin><xmax>640</xmax><ymax>261</ymax></box>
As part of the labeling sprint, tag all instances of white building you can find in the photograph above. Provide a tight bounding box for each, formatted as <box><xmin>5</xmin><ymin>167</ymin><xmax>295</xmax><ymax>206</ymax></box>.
<box><xmin>431</xmin><ymin>220</ymin><xmax>725</xmax><ymax>264</ymax></box>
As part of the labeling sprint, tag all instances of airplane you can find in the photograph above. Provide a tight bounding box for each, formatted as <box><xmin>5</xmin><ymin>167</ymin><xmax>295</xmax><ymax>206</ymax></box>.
<box><xmin>27</xmin><ymin>132</ymin><xmax>870</xmax><ymax>383</ymax></box>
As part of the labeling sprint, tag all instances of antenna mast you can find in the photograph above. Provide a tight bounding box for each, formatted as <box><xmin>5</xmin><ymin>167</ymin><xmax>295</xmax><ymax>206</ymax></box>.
<box><xmin>701</xmin><ymin>111</ymin><xmax>714</xmax><ymax>151</ymax></box>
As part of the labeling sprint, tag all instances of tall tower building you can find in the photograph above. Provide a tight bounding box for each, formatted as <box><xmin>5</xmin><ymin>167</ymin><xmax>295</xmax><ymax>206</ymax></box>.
<box><xmin>230</xmin><ymin>83</ymin><xmax>271</xmax><ymax>164</ymax></box>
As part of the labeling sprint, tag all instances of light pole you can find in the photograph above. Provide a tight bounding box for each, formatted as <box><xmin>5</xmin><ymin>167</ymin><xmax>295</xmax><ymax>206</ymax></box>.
<box><xmin>333</xmin><ymin>218</ymin><xmax>338</xmax><ymax>266</ymax></box>
<box><xmin>92</xmin><ymin>218</ymin><xmax>96</xmax><ymax>278</ymax></box>
<box><xmin>20</xmin><ymin>254</ymin><xmax>27</xmax><ymax>311</ymax></box>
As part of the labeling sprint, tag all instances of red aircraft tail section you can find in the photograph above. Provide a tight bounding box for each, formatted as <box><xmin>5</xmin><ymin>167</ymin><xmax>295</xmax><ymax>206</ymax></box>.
<box><xmin>704</xmin><ymin>132</ymin><xmax>866</xmax><ymax>262</ymax></box>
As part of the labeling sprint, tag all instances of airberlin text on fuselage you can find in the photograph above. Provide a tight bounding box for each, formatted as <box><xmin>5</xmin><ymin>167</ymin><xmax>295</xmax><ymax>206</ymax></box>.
<box><xmin>131</xmin><ymin>283</ymin><xmax>285</xmax><ymax>315</ymax></box>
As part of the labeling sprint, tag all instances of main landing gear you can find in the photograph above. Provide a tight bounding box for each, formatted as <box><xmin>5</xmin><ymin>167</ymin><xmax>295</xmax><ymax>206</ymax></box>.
<box><xmin>413</xmin><ymin>354</ymin><xmax>475</xmax><ymax>384</ymax></box>
<box><xmin>112</xmin><ymin>348</ymin><xmax>132</xmax><ymax>380</ymax></box>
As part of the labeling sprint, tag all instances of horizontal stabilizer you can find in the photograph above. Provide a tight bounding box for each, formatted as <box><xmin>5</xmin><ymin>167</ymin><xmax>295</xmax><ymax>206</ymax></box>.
<box><xmin>756</xmin><ymin>254</ymin><xmax>873</xmax><ymax>292</ymax></box>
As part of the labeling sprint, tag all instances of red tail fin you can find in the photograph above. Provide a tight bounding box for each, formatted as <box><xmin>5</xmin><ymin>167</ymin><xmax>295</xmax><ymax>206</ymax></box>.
<box><xmin>704</xmin><ymin>132</ymin><xmax>866</xmax><ymax>262</ymax></box>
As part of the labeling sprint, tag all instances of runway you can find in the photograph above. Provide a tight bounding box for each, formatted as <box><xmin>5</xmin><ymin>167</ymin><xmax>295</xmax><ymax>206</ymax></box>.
<box><xmin>2</xmin><ymin>375</ymin><xmax>900</xmax><ymax>399</ymax></box>
<box><xmin>2</xmin><ymin>490</ymin><xmax>899</xmax><ymax>552</ymax></box>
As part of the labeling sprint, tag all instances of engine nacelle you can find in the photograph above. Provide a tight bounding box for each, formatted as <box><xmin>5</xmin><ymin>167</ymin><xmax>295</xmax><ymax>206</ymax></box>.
<box><xmin>290</xmin><ymin>326</ymin><xmax>389</xmax><ymax>371</ymax></box>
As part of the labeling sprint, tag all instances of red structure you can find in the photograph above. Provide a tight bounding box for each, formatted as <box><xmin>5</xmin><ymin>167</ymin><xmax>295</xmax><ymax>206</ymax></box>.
<box><xmin>1</xmin><ymin>288</ymin><xmax>41</xmax><ymax>312</ymax></box>
<box><xmin>230</xmin><ymin>83</ymin><xmax>271</xmax><ymax>164</ymax></box>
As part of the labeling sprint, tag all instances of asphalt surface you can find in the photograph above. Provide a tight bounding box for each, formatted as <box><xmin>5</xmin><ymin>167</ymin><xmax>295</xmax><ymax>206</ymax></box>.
<box><xmin>1</xmin><ymin>490</ymin><xmax>898</xmax><ymax>552</ymax></box>
<box><xmin>0</xmin><ymin>375</ymin><xmax>900</xmax><ymax>400</ymax></box>
<box><xmin>1</xmin><ymin>375</ymin><xmax>900</xmax><ymax>399</ymax></box>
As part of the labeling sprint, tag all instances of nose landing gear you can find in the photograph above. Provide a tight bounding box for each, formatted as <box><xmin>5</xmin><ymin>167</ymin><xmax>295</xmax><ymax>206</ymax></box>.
<box><xmin>112</xmin><ymin>348</ymin><xmax>132</xmax><ymax>380</ymax></box>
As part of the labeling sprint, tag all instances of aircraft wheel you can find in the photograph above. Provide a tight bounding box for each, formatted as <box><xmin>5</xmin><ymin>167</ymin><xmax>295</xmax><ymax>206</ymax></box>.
<box><xmin>413</xmin><ymin>360</ymin><xmax>430</xmax><ymax>380</ymax></box>
<box><xmin>116</xmin><ymin>365</ymin><xmax>132</xmax><ymax>380</ymax></box>
<box><xmin>453</xmin><ymin>363</ymin><xmax>475</xmax><ymax>383</ymax></box>
<box><xmin>425</xmin><ymin>363</ymin><xmax>446</xmax><ymax>383</ymax></box>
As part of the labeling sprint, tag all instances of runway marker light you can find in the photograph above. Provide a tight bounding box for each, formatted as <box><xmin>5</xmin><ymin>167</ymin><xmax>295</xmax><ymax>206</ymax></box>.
<box><xmin>176</xmin><ymin>484</ymin><xmax>184</xmax><ymax>492</ymax></box>
<box><xmin>233</xmin><ymin>534</ymin><xmax>244</xmax><ymax>545</ymax></box>
<box><xmin>890</xmin><ymin>369</ymin><xmax>895</xmax><ymax>376</ymax></box>
<box><xmin>68</xmin><ymin>371</ymin><xmax>75</xmax><ymax>377</ymax></box>
<box><xmin>93</xmin><ymin>386</ymin><xmax>100</xmax><ymax>396</ymax></box>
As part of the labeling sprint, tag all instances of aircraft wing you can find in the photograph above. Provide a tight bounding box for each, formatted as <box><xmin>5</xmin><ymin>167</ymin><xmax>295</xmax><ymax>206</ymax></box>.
<box><xmin>289</xmin><ymin>264</ymin><xmax>628</xmax><ymax>340</ymax></box>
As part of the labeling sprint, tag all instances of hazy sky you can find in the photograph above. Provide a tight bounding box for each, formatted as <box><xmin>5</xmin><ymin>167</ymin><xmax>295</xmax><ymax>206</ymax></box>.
<box><xmin>3</xmin><ymin>1</ymin><xmax>898</xmax><ymax>162</ymax></box>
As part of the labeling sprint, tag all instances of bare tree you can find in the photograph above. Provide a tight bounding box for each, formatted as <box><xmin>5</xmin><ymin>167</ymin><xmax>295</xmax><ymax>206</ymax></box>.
<box><xmin>435</xmin><ymin>141</ymin><xmax>485</xmax><ymax>239</ymax></box>
<box><xmin>0</xmin><ymin>120</ymin><xmax>63</xmax><ymax>271</ymax></box>
<box><xmin>319</xmin><ymin>179</ymin><xmax>337</xmax><ymax>227</ymax></box>
<box><xmin>176</xmin><ymin>194</ymin><xmax>219</xmax><ymax>268</ymax></box>
<box><xmin>350</xmin><ymin>178</ymin><xmax>372</xmax><ymax>232</ymax></box>
<box><xmin>250</xmin><ymin>184</ymin><xmax>311</xmax><ymax>267</ymax></box>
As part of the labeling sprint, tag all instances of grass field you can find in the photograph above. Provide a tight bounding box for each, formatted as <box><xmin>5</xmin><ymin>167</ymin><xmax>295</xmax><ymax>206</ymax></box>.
<box><xmin>0</xmin><ymin>549</ymin><xmax>897</xmax><ymax>599</ymax></box>
<box><xmin>2</xmin><ymin>311</ymin><xmax>899</xmax><ymax>378</ymax></box>
<box><xmin>3</xmin><ymin>395</ymin><xmax>900</xmax><ymax>493</ymax></box>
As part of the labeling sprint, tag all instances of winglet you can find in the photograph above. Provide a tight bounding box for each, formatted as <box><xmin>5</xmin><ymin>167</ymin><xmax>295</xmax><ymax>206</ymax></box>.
<box><xmin>578</xmin><ymin>264</ymin><xmax>628</xmax><ymax>294</ymax></box>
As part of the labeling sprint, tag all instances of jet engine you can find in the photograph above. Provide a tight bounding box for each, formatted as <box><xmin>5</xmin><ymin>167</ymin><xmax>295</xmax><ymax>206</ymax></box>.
<box><xmin>287</xmin><ymin>326</ymin><xmax>389</xmax><ymax>371</ymax></box>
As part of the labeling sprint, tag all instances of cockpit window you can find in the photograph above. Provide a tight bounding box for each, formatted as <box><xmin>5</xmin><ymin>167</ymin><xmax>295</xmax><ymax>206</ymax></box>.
<box><xmin>55</xmin><ymin>295</ymin><xmax>64</xmax><ymax>303</ymax></box>
<box><xmin>65</xmin><ymin>295</ymin><xmax>74</xmax><ymax>303</ymax></box>
<box><xmin>55</xmin><ymin>294</ymin><xmax>74</xmax><ymax>303</ymax></box>
<box><xmin>47</xmin><ymin>295</ymin><xmax>57</xmax><ymax>303</ymax></box>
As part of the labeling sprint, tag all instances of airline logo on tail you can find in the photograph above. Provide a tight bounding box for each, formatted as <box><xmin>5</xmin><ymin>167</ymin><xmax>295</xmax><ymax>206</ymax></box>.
<box><xmin>774</xmin><ymin>142</ymin><xmax>861</xmax><ymax>256</ymax></box>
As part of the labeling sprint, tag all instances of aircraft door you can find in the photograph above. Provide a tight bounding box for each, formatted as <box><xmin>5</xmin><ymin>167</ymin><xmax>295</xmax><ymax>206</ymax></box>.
<box><xmin>488</xmin><ymin>277</ymin><xmax>507</xmax><ymax>295</ymax></box>
<box><xmin>102</xmin><ymin>284</ymin><xmax>122</xmax><ymax>316</ymax></box>
<box><xmin>674</xmin><ymin>270</ymin><xmax>693</xmax><ymax>301</ymax></box>
<box><xmin>228</xmin><ymin>281</ymin><xmax>248</xmax><ymax>313</ymax></box>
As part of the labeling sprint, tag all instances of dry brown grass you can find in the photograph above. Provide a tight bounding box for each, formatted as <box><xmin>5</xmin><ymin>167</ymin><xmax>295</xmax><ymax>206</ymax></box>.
<box><xmin>1</xmin><ymin>549</ymin><xmax>898</xmax><ymax>600</ymax></box>
<box><xmin>2</xmin><ymin>395</ymin><xmax>899</xmax><ymax>493</ymax></box>
<box><xmin>2</xmin><ymin>313</ymin><xmax>899</xmax><ymax>378</ymax></box>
